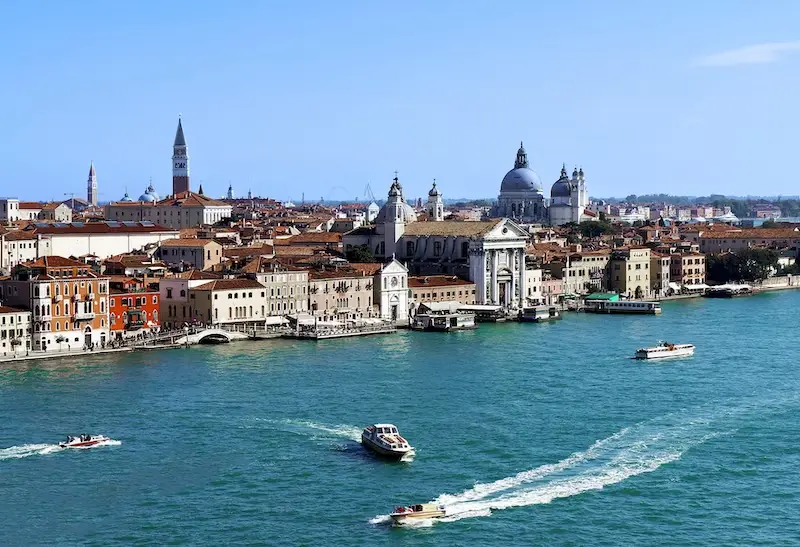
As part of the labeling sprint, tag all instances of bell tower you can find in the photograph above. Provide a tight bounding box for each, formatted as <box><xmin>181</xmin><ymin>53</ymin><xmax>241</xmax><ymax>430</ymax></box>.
<box><xmin>172</xmin><ymin>116</ymin><xmax>190</xmax><ymax>195</ymax></box>
<box><xmin>87</xmin><ymin>161</ymin><xmax>98</xmax><ymax>206</ymax></box>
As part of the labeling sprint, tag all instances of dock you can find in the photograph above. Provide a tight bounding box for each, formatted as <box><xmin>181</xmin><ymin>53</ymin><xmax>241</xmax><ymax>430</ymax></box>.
<box><xmin>282</xmin><ymin>324</ymin><xmax>397</xmax><ymax>340</ymax></box>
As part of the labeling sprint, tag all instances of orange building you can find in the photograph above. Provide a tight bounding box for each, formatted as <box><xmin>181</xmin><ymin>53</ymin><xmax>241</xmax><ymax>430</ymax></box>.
<box><xmin>108</xmin><ymin>277</ymin><xmax>161</xmax><ymax>339</ymax></box>
<box><xmin>0</xmin><ymin>256</ymin><xmax>110</xmax><ymax>350</ymax></box>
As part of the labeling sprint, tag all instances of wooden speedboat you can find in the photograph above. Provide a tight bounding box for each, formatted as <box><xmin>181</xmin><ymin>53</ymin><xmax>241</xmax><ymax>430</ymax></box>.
<box><xmin>59</xmin><ymin>434</ymin><xmax>110</xmax><ymax>448</ymax></box>
<box><xmin>635</xmin><ymin>342</ymin><xmax>694</xmax><ymax>360</ymax></box>
<box><xmin>390</xmin><ymin>503</ymin><xmax>446</xmax><ymax>524</ymax></box>
<box><xmin>361</xmin><ymin>424</ymin><xmax>415</xmax><ymax>460</ymax></box>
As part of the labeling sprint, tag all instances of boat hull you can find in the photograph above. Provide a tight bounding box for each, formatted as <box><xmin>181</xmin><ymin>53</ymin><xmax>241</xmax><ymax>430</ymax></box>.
<box><xmin>59</xmin><ymin>436</ymin><xmax>109</xmax><ymax>448</ymax></box>
<box><xmin>390</xmin><ymin>511</ymin><xmax>446</xmax><ymax>524</ymax></box>
<box><xmin>635</xmin><ymin>347</ymin><xmax>694</xmax><ymax>360</ymax></box>
<box><xmin>361</xmin><ymin>435</ymin><xmax>413</xmax><ymax>460</ymax></box>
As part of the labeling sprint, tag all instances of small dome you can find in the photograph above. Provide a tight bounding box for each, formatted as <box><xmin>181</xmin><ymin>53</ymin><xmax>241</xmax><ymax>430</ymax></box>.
<box><xmin>138</xmin><ymin>183</ymin><xmax>160</xmax><ymax>202</ymax></box>
<box><xmin>551</xmin><ymin>170</ymin><xmax>573</xmax><ymax>198</ymax></box>
<box><xmin>428</xmin><ymin>180</ymin><xmax>439</xmax><ymax>197</ymax></box>
<box><xmin>120</xmin><ymin>192</ymin><xmax>133</xmax><ymax>202</ymax></box>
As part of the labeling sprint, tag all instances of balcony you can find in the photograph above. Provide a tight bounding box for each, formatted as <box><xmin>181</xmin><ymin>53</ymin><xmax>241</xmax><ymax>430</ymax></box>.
<box><xmin>53</xmin><ymin>294</ymin><xmax>63</xmax><ymax>302</ymax></box>
<box><xmin>73</xmin><ymin>311</ymin><xmax>95</xmax><ymax>321</ymax></box>
<box><xmin>72</xmin><ymin>294</ymin><xmax>80</xmax><ymax>302</ymax></box>
<box><xmin>37</xmin><ymin>314</ymin><xmax>52</xmax><ymax>321</ymax></box>
<box><xmin>85</xmin><ymin>292</ymin><xmax>94</xmax><ymax>301</ymax></box>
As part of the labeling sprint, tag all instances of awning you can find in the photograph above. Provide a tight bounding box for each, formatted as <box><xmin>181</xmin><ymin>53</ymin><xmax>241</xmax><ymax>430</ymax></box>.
<box><xmin>668</xmin><ymin>282</ymin><xmax>681</xmax><ymax>291</ymax></box>
<box><xmin>684</xmin><ymin>283</ymin><xmax>710</xmax><ymax>290</ymax></box>
<box><xmin>264</xmin><ymin>316</ymin><xmax>288</xmax><ymax>326</ymax></box>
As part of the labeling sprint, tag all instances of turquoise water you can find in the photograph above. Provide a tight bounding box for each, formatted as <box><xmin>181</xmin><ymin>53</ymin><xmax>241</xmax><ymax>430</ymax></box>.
<box><xmin>2</xmin><ymin>292</ymin><xmax>800</xmax><ymax>546</ymax></box>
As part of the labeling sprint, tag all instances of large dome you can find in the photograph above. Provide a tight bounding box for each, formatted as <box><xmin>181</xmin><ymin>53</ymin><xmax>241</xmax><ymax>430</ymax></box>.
<box><xmin>501</xmin><ymin>167</ymin><xmax>543</xmax><ymax>193</ymax></box>
<box><xmin>138</xmin><ymin>183</ymin><xmax>160</xmax><ymax>202</ymax></box>
<box><xmin>551</xmin><ymin>167</ymin><xmax>573</xmax><ymax>198</ymax></box>
<box><xmin>375</xmin><ymin>201</ymin><xmax>417</xmax><ymax>224</ymax></box>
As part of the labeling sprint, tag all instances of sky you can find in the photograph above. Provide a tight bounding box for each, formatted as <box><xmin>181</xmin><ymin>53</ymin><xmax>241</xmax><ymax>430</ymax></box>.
<box><xmin>2</xmin><ymin>1</ymin><xmax>800</xmax><ymax>202</ymax></box>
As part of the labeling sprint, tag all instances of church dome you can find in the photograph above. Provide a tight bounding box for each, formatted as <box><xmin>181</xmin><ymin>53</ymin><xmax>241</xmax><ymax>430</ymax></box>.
<box><xmin>500</xmin><ymin>142</ymin><xmax>543</xmax><ymax>193</ymax></box>
<box><xmin>428</xmin><ymin>180</ymin><xmax>440</xmax><ymax>197</ymax></box>
<box><xmin>138</xmin><ymin>183</ymin><xmax>160</xmax><ymax>202</ymax></box>
<box><xmin>120</xmin><ymin>191</ymin><xmax>133</xmax><ymax>202</ymax></box>
<box><xmin>551</xmin><ymin>166</ymin><xmax>573</xmax><ymax>198</ymax></box>
<box><xmin>375</xmin><ymin>177</ymin><xmax>417</xmax><ymax>223</ymax></box>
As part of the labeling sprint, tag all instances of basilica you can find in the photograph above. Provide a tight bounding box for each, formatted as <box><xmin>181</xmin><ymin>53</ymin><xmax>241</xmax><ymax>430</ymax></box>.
<box><xmin>491</xmin><ymin>142</ymin><xmax>590</xmax><ymax>226</ymax></box>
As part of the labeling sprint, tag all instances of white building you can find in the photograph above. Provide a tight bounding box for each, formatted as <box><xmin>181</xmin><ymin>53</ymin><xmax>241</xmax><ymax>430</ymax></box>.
<box><xmin>190</xmin><ymin>278</ymin><xmax>268</xmax><ymax>329</ymax></box>
<box><xmin>375</xmin><ymin>258</ymin><xmax>409</xmax><ymax>322</ymax></box>
<box><xmin>159</xmin><ymin>270</ymin><xmax>221</xmax><ymax>328</ymax></box>
<box><xmin>0</xmin><ymin>305</ymin><xmax>32</xmax><ymax>355</ymax></box>
<box><xmin>426</xmin><ymin>180</ymin><xmax>444</xmax><ymax>221</ymax></box>
<box><xmin>0</xmin><ymin>198</ymin><xmax>20</xmax><ymax>223</ymax></box>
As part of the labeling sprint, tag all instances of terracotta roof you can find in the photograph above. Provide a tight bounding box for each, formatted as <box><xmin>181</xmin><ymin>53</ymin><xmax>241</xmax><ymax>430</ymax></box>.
<box><xmin>24</xmin><ymin>256</ymin><xmax>85</xmax><ymax>268</ymax></box>
<box><xmin>1</xmin><ymin>230</ymin><xmax>37</xmax><ymax>241</ymax></box>
<box><xmin>159</xmin><ymin>238</ymin><xmax>218</xmax><ymax>248</ymax></box>
<box><xmin>698</xmin><ymin>228</ymin><xmax>800</xmax><ymax>240</ymax></box>
<box><xmin>402</xmin><ymin>221</ymin><xmax>498</xmax><ymax>237</ymax></box>
<box><xmin>174</xmin><ymin>270</ymin><xmax>222</xmax><ymax>280</ymax></box>
<box><xmin>284</xmin><ymin>232</ymin><xmax>341</xmax><ymax>244</ymax></box>
<box><xmin>308</xmin><ymin>268</ymin><xmax>373</xmax><ymax>280</ymax></box>
<box><xmin>0</xmin><ymin>306</ymin><xmax>29</xmax><ymax>314</ymax></box>
<box><xmin>18</xmin><ymin>202</ymin><xmax>43</xmax><ymax>209</ymax></box>
<box><xmin>344</xmin><ymin>226</ymin><xmax>376</xmax><ymax>236</ymax></box>
<box><xmin>349</xmin><ymin>263</ymin><xmax>382</xmax><ymax>276</ymax></box>
<box><xmin>273</xmin><ymin>246</ymin><xmax>320</xmax><ymax>256</ymax></box>
<box><xmin>158</xmin><ymin>191</ymin><xmax>229</xmax><ymax>207</ymax></box>
<box><xmin>29</xmin><ymin>222</ymin><xmax>176</xmax><ymax>235</ymax></box>
<box><xmin>192</xmin><ymin>279</ymin><xmax>266</xmax><ymax>291</ymax></box>
<box><xmin>408</xmin><ymin>275</ymin><xmax>474</xmax><ymax>288</ymax></box>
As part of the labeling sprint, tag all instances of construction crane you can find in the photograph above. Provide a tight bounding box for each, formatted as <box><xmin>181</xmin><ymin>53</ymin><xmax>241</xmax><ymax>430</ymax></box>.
<box><xmin>64</xmin><ymin>192</ymin><xmax>77</xmax><ymax>210</ymax></box>
<box><xmin>363</xmin><ymin>182</ymin><xmax>376</xmax><ymax>203</ymax></box>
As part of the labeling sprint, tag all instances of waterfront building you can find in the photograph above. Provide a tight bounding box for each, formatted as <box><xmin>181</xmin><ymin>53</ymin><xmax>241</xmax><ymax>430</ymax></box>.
<box><xmin>694</xmin><ymin>228</ymin><xmax>800</xmax><ymax>254</ymax></box>
<box><xmin>87</xmin><ymin>162</ymin><xmax>98</xmax><ymax>206</ymax></box>
<box><xmin>523</xmin><ymin>267</ymin><xmax>543</xmax><ymax>305</ymax></box>
<box><xmin>190</xmin><ymin>278</ymin><xmax>268</xmax><ymax>329</ymax></box>
<box><xmin>0</xmin><ymin>256</ymin><xmax>110</xmax><ymax>350</ymax></box>
<box><xmin>108</xmin><ymin>278</ymin><xmax>160</xmax><ymax>338</ymax></box>
<box><xmin>159</xmin><ymin>270</ymin><xmax>221</xmax><ymax>328</ymax></box>
<box><xmin>408</xmin><ymin>275</ymin><xmax>476</xmax><ymax>306</ymax></box>
<box><xmin>0</xmin><ymin>198</ymin><xmax>21</xmax><ymax>223</ymax></box>
<box><xmin>375</xmin><ymin>259</ymin><xmax>410</xmax><ymax>322</ymax></box>
<box><xmin>0</xmin><ymin>305</ymin><xmax>32</xmax><ymax>354</ymax></box>
<box><xmin>307</xmin><ymin>268</ymin><xmax>376</xmax><ymax>321</ymax></box>
<box><xmin>548</xmin><ymin>249</ymin><xmax>610</xmax><ymax>296</ymax></box>
<box><xmin>670</xmin><ymin>252</ymin><xmax>706</xmax><ymax>288</ymax></box>
<box><xmin>156</xmin><ymin>239</ymin><xmax>224</xmax><ymax>271</ymax></box>
<box><xmin>650</xmin><ymin>251</ymin><xmax>672</xmax><ymax>296</ymax></box>
<box><xmin>241</xmin><ymin>258</ymin><xmax>309</xmax><ymax>317</ymax></box>
<box><xmin>608</xmin><ymin>247</ymin><xmax>652</xmax><ymax>299</ymax></box>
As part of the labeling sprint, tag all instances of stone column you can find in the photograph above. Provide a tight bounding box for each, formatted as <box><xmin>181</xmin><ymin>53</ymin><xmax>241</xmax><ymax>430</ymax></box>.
<box><xmin>490</xmin><ymin>250</ymin><xmax>498</xmax><ymax>304</ymax></box>
<box><xmin>518</xmin><ymin>251</ymin><xmax>524</xmax><ymax>304</ymax></box>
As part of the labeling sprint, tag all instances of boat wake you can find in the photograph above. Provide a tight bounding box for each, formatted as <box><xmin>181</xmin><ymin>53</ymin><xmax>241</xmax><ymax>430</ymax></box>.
<box><xmin>370</xmin><ymin>409</ymin><xmax>734</xmax><ymax>526</ymax></box>
<box><xmin>0</xmin><ymin>439</ymin><xmax>121</xmax><ymax>460</ymax></box>
<box><xmin>280</xmin><ymin>420</ymin><xmax>362</xmax><ymax>443</ymax></box>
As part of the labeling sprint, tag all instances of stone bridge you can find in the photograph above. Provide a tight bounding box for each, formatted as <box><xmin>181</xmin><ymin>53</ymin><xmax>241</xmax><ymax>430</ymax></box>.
<box><xmin>174</xmin><ymin>328</ymin><xmax>250</xmax><ymax>346</ymax></box>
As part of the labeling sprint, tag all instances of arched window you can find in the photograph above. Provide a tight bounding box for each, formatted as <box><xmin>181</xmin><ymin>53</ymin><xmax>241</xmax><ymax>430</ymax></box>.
<box><xmin>406</xmin><ymin>241</ymin><xmax>415</xmax><ymax>256</ymax></box>
<box><xmin>111</xmin><ymin>313</ymin><xmax>116</xmax><ymax>324</ymax></box>
<box><xmin>35</xmin><ymin>305</ymin><xmax>40</xmax><ymax>316</ymax></box>
<box><xmin>153</xmin><ymin>311</ymin><xmax>158</xmax><ymax>322</ymax></box>
<box><xmin>34</xmin><ymin>286</ymin><xmax>39</xmax><ymax>297</ymax></box>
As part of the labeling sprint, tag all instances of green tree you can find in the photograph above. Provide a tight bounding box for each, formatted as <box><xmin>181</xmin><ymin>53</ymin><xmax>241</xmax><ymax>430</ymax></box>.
<box><xmin>346</xmin><ymin>244</ymin><xmax>374</xmax><ymax>263</ymax></box>
<box><xmin>707</xmin><ymin>249</ymin><xmax>778</xmax><ymax>283</ymax></box>
<box><xmin>578</xmin><ymin>220</ymin><xmax>613</xmax><ymax>238</ymax></box>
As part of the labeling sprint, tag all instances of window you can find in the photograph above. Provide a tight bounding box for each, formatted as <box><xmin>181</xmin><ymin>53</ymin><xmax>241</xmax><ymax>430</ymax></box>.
<box><xmin>167</xmin><ymin>288</ymin><xmax>173</xmax><ymax>298</ymax></box>
<box><xmin>433</xmin><ymin>241</ymin><xmax>442</xmax><ymax>256</ymax></box>
<box><xmin>180</xmin><ymin>290</ymin><xmax>186</xmax><ymax>297</ymax></box>
<box><xmin>152</xmin><ymin>296</ymin><xmax>157</xmax><ymax>304</ymax></box>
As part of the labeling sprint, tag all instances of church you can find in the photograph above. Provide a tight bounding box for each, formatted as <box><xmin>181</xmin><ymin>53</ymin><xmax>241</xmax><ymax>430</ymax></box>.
<box><xmin>491</xmin><ymin>142</ymin><xmax>590</xmax><ymax>226</ymax></box>
<box><xmin>343</xmin><ymin>177</ymin><xmax>529</xmax><ymax>308</ymax></box>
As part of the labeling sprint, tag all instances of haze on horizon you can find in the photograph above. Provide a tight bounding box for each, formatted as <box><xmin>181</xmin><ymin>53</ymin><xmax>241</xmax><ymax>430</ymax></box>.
<box><xmin>2</xmin><ymin>1</ymin><xmax>799</xmax><ymax>203</ymax></box>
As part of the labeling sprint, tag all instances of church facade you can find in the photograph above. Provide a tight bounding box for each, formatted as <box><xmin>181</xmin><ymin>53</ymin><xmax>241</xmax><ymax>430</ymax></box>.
<box><xmin>343</xmin><ymin>178</ymin><xmax>529</xmax><ymax>308</ymax></box>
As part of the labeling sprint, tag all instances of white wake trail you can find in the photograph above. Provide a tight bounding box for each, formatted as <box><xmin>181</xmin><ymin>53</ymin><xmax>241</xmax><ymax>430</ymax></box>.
<box><xmin>283</xmin><ymin>420</ymin><xmax>362</xmax><ymax>442</ymax></box>
<box><xmin>0</xmin><ymin>444</ymin><xmax>62</xmax><ymax>460</ymax></box>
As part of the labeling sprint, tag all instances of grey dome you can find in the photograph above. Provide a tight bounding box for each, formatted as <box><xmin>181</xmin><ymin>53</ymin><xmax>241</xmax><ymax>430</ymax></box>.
<box><xmin>501</xmin><ymin>167</ymin><xmax>543</xmax><ymax>192</ymax></box>
<box><xmin>120</xmin><ymin>192</ymin><xmax>133</xmax><ymax>202</ymax></box>
<box><xmin>375</xmin><ymin>201</ymin><xmax>417</xmax><ymax>224</ymax></box>
<box><xmin>138</xmin><ymin>183</ymin><xmax>160</xmax><ymax>202</ymax></box>
<box><xmin>551</xmin><ymin>179</ymin><xmax>572</xmax><ymax>198</ymax></box>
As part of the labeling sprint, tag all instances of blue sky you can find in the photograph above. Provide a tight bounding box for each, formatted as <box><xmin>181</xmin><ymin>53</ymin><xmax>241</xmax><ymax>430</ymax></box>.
<box><xmin>2</xmin><ymin>1</ymin><xmax>800</xmax><ymax>202</ymax></box>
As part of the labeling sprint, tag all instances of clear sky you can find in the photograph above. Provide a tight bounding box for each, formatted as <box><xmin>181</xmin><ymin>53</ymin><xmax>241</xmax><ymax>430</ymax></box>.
<box><xmin>2</xmin><ymin>1</ymin><xmax>800</xmax><ymax>202</ymax></box>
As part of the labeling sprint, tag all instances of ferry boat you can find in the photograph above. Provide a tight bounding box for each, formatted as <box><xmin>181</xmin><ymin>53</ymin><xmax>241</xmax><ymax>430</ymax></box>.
<box><xmin>361</xmin><ymin>424</ymin><xmax>415</xmax><ymax>460</ymax></box>
<box><xmin>390</xmin><ymin>503</ymin><xmax>446</xmax><ymax>524</ymax></box>
<box><xmin>58</xmin><ymin>434</ymin><xmax>110</xmax><ymax>448</ymax></box>
<box><xmin>703</xmin><ymin>284</ymin><xmax>753</xmax><ymax>298</ymax></box>
<box><xmin>584</xmin><ymin>300</ymin><xmax>662</xmax><ymax>315</ymax></box>
<box><xmin>635</xmin><ymin>342</ymin><xmax>695</xmax><ymax>360</ymax></box>
<box><xmin>520</xmin><ymin>306</ymin><xmax>561</xmax><ymax>323</ymax></box>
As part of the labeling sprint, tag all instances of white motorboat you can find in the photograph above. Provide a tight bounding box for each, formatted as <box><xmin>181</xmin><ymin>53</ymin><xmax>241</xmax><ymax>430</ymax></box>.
<box><xmin>58</xmin><ymin>434</ymin><xmax>110</xmax><ymax>448</ymax></box>
<box><xmin>361</xmin><ymin>424</ymin><xmax>415</xmax><ymax>460</ymax></box>
<box><xmin>635</xmin><ymin>342</ymin><xmax>694</xmax><ymax>360</ymax></box>
<box><xmin>390</xmin><ymin>503</ymin><xmax>446</xmax><ymax>524</ymax></box>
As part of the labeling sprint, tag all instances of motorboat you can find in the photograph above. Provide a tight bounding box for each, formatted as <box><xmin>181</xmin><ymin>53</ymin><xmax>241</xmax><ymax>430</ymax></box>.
<box><xmin>58</xmin><ymin>434</ymin><xmax>110</xmax><ymax>448</ymax></box>
<box><xmin>520</xmin><ymin>305</ymin><xmax>562</xmax><ymax>322</ymax></box>
<box><xmin>361</xmin><ymin>424</ymin><xmax>415</xmax><ymax>460</ymax></box>
<box><xmin>635</xmin><ymin>342</ymin><xmax>695</xmax><ymax>360</ymax></box>
<box><xmin>390</xmin><ymin>503</ymin><xmax>446</xmax><ymax>524</ymax></box>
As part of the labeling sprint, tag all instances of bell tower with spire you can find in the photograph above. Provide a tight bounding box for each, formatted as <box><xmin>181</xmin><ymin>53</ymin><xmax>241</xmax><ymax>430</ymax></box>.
<box><xmin>172</xmin><ymin>116</ymin><xmax>190</xmax><ymax>195</ymax></box>
<box><xmin>87</xmin><ymin>161</ymin><xmax>98</xmax><ymax>206</ymax></box>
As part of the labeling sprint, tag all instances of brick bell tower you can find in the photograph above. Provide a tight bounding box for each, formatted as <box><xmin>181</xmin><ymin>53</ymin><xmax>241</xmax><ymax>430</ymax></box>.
<box><xmin>172</xmin><ymin>116</ymin><xmax>190</xmax><ymax>195</ymax></box>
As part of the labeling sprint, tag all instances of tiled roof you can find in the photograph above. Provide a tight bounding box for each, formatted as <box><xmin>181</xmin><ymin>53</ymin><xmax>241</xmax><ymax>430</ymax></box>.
<box><xmin>18</xmin><ymin>202</ymin><xmax>43</xmax><ymax>209</ymax></box>
<box><xmin>1</xmin><ymin>230</ymin><xmax>37</xmax><ymax>241</ymax></box>
<box><xmin>408</xmin><ymin>275</ymin><xmax>474</xmax><ymax>288</ymax></box>
<box><xmin>175</xmin><ymin>270</ymin><xmax>222</xmax><ymax>280</ymax></box>
<box><xmin>192</xmin><ymin>279</ymin><xmax>266</xmax><ymax>291</ymax></box>
<box><xmin>159</xmin><ymin>238</ymin><xmax>218</xmax><ymax>248</ymax></box>
<box><xmin>344</xmin><ymin>226</ymin><xmax>376</xmax><ymax>236</ymax></box>
<box><xmin>699</xmin><ymin>229</ymin><xmax>800</xmax><ymax>240</ymax></box>
<box><xmin>222</xmin><ymin>244</ymin><xmax>275</xmax><ymax>258</ymax></box>
<box><xmin>0</xmin><ymin>306</ymin><xmax>29</xmax><ymax>314</ymax></box>
<box><xmin>158</xmin><ymin>191</ymin><xmax>228</xmax><ymax>207</ymax></box>
<box><xmin>349</xmin><ymin>262</ymin><xmax>382</xmax><ymax>276</ymax></box>
<box><xmin>308</xmin><ymin>268</ymin><xmax>373</xmax><ymax>280</ymax></box>
<box><xmin>281</xmin><ymin>232</ymin><xmax>342</xmax><ymax>244</ymax></box>
<box><xmin>25</xmin><ymin>256</ymin><xmax>85</xmax><ymax>268</ymax></box>
<box><xmin>30</xmin><ymin>222</ymin><xmax>176</xmax><ymax>235</ymax></box>
<box><xmin>402</xmin><ymin>221</ymin><xmax>498</xmax><ymax>237</ymax></box>
<box><xmin>274</xmin><ymin>246</ymin><xmax>321</xmax><ymax>256</ymax></box>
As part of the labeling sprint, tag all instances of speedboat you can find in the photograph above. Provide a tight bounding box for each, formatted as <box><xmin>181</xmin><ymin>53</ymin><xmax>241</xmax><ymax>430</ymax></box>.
<box><xmin>59</xmin><ymin>434</ymin><xmax>110</xmax><ymax>448</ymax></box>
<box><xmin>390</xmin><ymin>503</ymin><xmax>446</xmax><ymax>524</ymax></box>
<box><xmin>635</xmin><ymin>342</ymin><xmax>695</xmax><ymax>360</ymax></box>
<box><xmin>361</xmin><ymin>424</ymin><xmax>415</xmax><ymax>460</ymax></box>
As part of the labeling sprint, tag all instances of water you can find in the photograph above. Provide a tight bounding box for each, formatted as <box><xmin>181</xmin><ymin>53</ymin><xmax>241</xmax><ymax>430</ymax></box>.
<box><xmin>2</xmin><ymin>292</ymin><xmax>800</xmax><ymax>545</ymax></box>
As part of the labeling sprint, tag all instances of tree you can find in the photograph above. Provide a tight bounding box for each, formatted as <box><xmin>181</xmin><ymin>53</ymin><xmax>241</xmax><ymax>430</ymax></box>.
<box><xmin>578</xmin><ymin>220</ymin><xmax>613</xmax><ymax>238</ymax></box>
<box><xmin>346</xmin><ymin>244</ymin><xmax>374</xmax><ymax>263</ymax></box>
<box><xmin>707</xmin><ymin>249</ymin><xmax>778</xmax><ymax>283</ymax></box>
<box><xmin>761</xmin><ymin>219</ymin><xmax>778</xmax><ymax>228</ymax></box>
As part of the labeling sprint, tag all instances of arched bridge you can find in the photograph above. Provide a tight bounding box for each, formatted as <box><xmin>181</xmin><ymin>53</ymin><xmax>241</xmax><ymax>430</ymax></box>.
<box><xmin>174</xmin><ymin>328</ymin><xmax>249</xmax><ymax>346</ymax></box>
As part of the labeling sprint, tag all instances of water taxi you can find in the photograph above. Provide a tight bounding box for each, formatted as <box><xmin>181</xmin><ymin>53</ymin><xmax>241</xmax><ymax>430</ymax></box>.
<box><xmin>635</xmin><ymin>342</ymin><xmax>695</xmax><ymax>360</ymax></box>
<box><xmin>703</xmin><ymin>284</ymin><xmax>753</xmax><ymax>298</ymax></box>
<box><xmin>390</xmin><ymin>503</ymin><xmax>446</xmax><ymax>524</ymax></box>
<box><xmin>584</xmin><ymin>300</ymin><xmax>662</xmax><ymax>315</ymax></box>
<box><xmin>59</xmin><ymin>434</ymin><xmax>110</xmax><ymax>448</ymax></box>
<box><xmin>361</xmin><ymin>424</ymin><xmax>415</xmax><ymax>460</ymax></box>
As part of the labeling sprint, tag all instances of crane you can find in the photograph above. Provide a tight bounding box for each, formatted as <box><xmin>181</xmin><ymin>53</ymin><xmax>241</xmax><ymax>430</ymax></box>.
<box><xmin>364</xmin><ymin>182</ymin><xmax>376</xmax><ymax>202</ymax></box>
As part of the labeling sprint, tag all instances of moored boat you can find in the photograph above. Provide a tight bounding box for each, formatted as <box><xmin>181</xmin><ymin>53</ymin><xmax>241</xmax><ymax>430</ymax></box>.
<box><xmin>58</xmin><ymin>434</ymin><xmax>110</xmax><ymax>448</ymax></box>
<box><xmin>390</xmin><ymin>503</ymin><xmax>446</xmax><ymax>524</ymax></box>
<box><xmin>361</xmin><ymin>424</ymin><xmax>415</xmax><ymax>460</ymax></box>
<box><xmin>519</xmin><ymin>305</ymin><xmax>561</xmax><ymax>322</ymax></box>
<box><xmin>635</xmin><ymin>342</ymin><xmax>694</xmax><ymax>360</ymax></box>
<box><xmin>584</xmin><ymin>300</ymin><xmax>662</xmax><ymax>314</ymax></box>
